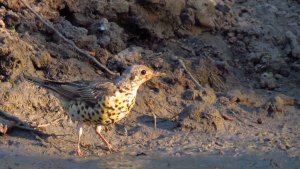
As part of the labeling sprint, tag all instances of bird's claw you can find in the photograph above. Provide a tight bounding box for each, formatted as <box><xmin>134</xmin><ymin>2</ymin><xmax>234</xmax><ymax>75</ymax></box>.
<box><xmin>76</xmin><ymin>149</ymin><xmax>84</xmax><ymax>157</ymax></box>
<box><xmin>107</xmin><ymin>144</ymin><xmax>118</xmax><ymax>153</ymax></box>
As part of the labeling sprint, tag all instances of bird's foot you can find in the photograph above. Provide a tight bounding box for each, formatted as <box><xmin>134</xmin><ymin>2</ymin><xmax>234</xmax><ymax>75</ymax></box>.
<box><xmin>76</xmin><ymin>149</ymin><xmax>84</xmax><ymax>157</ymax></box>
<box><xmin>106</xmin><ymin>144</ymin><xmax>118</xmax><ymax>153</ymax></box>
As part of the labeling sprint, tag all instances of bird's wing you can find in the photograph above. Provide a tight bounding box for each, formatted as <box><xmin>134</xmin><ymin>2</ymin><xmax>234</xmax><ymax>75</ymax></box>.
<box><xmin>56</xmin><ymin>81</ymin><xmax>116</xmax><ymax>103</ymax></box>
<box><xmin>24</xmin><ymin>75</ymin><xmax>117</xmax><ymax>104</ymax></box>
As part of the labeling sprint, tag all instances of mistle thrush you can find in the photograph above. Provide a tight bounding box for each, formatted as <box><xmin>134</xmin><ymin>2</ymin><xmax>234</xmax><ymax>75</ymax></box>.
<box><xmin>24</xmin><ymin>65</ymin><xmax>164</xmax><ymax>156</ymax></box>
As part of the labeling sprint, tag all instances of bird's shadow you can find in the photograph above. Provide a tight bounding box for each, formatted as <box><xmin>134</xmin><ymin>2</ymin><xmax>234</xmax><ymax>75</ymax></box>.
<box><xmin>136</xmin><ymin>115</ymin><xmax>177</xmax><ymax>131</ymax></box>
<box><xmin>0</xmin><ymin>109</ymin><xmax>51</xmax><ymax>141</ymax></box>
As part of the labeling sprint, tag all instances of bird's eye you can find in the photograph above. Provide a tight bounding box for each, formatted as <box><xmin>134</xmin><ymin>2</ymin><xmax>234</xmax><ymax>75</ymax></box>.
<box><xmin>141</xmin><ymin>70</ymin><xmax>147</xmax><ymax>75</ymax></box>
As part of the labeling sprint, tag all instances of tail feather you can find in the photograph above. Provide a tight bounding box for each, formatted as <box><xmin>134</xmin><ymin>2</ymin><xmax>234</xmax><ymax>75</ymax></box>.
<box><xmin>23</xmin><ymin>74</ymin><xmax>47</xmax><ymax>86</ymax></box>
<box><xmin>23</xmin><ymin>74</ymin><xmax>74</xmax><ymax>99</ymax></box>
<box><xmin>23</xmin><ymin>74</ymin><xmax>80</xmax><ymax>100</ymax></box>
<box><xmin>23</xmin><ymin>74</ymin><xmax>77</xmax><ymax>108</ymax></box>
<box><xmin>23</xmin><ymin>74</ymin><xmax>61</xmax><ymax>90</ymax></box>
<box><xmin>23</xmin><ymin>74</ymin><xmax>110</xmax><ymax>104</ymax></box>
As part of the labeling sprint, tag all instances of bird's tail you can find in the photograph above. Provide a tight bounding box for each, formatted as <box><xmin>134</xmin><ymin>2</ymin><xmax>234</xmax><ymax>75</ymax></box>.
<box><xmin>22</xmin><ymin>74</ymin><xmax>72</xmax><ymax>107</ymax></box>
<box><xmin>22</xmin><ymin>74</ymin><xmax>64</xmax><ymax>95</ymax></box>
<box><xmin>23</xmin><ymin>74</ymin><xmax>50</xmax><ymax>88</ymax></box>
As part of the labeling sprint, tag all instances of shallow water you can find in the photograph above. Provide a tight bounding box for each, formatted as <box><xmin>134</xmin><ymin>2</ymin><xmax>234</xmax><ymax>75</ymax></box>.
<box><xmin>0</xmin><ymin>150</ymin><xmax>299</xmax><ymax>169</ymax></box>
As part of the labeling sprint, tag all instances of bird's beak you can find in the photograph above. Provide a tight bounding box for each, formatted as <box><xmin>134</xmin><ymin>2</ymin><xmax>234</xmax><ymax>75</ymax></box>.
<box><xmin>153</xmin><ymin>71</ymin><xmax>167</xmax><ymax>77</ymax></box>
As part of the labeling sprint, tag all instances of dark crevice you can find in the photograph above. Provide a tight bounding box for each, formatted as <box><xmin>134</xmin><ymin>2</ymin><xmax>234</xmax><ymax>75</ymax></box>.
<box><xmin>115</xmin><ymin>13</ymin><xmax>157</xmax><ymax>45</ymax></box>
<box><xmin>59</xmin><ymin>4</ymin><xmax>75</xmax><ymax>25</ymax></box>
<box><xmin>0</xmin><ymin>3</ymin><xmax>11</xmax><ymax>11</ymax></box>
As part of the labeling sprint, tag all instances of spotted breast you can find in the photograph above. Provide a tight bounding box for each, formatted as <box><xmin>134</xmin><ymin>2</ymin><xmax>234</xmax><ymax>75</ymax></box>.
<box><xmin>68</xmin><ymin>88</ymin><xmax>137</xmax><ymax>125</ymax></box>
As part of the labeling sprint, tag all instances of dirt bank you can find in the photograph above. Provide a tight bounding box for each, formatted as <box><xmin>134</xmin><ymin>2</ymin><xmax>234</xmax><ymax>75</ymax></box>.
<box><xmin>0</xmin><ymin>0</ymin><xmax>299</xmax><ymax>168</ymax></box>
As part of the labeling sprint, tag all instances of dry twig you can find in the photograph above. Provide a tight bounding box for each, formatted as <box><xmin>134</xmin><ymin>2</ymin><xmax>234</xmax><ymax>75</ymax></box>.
<box><xmin>19</xmin><ymin>0</ymin><xmax>118</xmax><ymax>77</ymax></box>
<box><xmin>37</xmin><ymin>117</ymin><xmax>62</xmax><ymax>128</ymax></box>
<box><xmin>178</xmin><ymin>59</ymin><xmax>204</xmax><ymax>91</ymax></box>
<box><xmin>152</xmin><ymin>112</ymin><xmax>157</xmax><ymax>130</ymax></box>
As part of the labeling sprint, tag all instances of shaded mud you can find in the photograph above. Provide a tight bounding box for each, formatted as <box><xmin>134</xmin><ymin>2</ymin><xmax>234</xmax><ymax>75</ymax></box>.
<box><xmin>1</xmin><ymin>148</ymin><xmax>299</xmax><ymax>169</ymax></box>
<box><xmin>0</xmin><ymin>0</ymin><xmax>299</xmax><ymax>168</ymax></box>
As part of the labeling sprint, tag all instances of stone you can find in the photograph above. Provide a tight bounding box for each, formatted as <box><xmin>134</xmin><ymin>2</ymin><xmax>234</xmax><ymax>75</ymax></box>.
<box><xmin>187</xmin><ymin>0</ymin><xmax>217</xmax><ymax>28</ymax></box>
<box><xmin>260</xmin><ymin>72</ymin><xmax>278</xmax><ymax>90</ymax></box>
<box><xmin>4</xmin><ymin>10</ymin><xmax>20</xmax><ymax>29</ymax></box>
<box><xmin>286</xmin><ymin>31</ymin><xmax>300</xmax><ymax>59</ymax></box>
<box><xmin>182</xmin><ymin>89</ymin><xmax>197</xmax><ymax>100</ymax></box>
<box><xmin>180</xmin><ymin>8</ymin><xmax>195</xmax><ymax>29</ymax></box>
<box><xmin>110</xmin><ymin>0</ymin><xmax>130</xmax><ymax>13</ymax></box>
<box><xmin>178</xmin><ymin>102</ymin><xmax>225</xmax><ymax>132</ymax></box>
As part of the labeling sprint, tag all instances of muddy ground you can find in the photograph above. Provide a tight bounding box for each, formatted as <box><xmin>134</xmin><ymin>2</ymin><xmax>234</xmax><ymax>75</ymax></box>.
<box><xmin>0</xmin><ymin>0</ymin><xmax>299</xmax><ymax>168</ymax></box>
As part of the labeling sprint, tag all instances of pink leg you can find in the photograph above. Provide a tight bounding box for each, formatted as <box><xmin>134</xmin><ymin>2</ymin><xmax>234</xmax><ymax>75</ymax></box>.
<box><xmin>76</xmin><ymin>123</ymin><xmax>83</xmax><ymax>156</ymax></box>
<box><xmin>95</xmin><ymin>125</ymin><xmax>115</xmax><ymax>152</ymax></box>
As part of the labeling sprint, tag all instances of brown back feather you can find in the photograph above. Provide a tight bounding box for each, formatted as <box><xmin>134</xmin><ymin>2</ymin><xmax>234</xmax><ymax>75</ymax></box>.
<box><xmin>24</xmin><ymin>74</ymin><xmax>117</xmax><ymax>104</ymax></box>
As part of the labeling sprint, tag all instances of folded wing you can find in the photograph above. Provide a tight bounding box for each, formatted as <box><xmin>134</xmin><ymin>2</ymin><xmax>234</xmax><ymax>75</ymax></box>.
<box><xmin>23</xmin><ymin>74</ymin><xmax>117</xmax><ymax>104</ymax></box>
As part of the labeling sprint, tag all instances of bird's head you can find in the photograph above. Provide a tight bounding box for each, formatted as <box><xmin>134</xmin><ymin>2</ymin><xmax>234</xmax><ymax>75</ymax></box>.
<box><xmin>121</xmin><ymin>65</ymin><xmax>165</xmax><ymax>88</ymax></box>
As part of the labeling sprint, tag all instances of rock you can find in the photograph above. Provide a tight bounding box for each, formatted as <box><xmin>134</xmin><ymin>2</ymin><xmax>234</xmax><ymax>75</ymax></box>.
<box><xmin>97</xmin><ymin>34</ymin><xmax>111</xmax><ymax>48</ymax></box>
<box><xmin>54</xmin><ymin>18</ymin><xmax>88</xmax><ymax>40</ymax></box>
<box><xmin>1</xmin><ymin>0</ymin><xmax>22</xmax><ymax>11</ymax></box>
<box><xmin>94</xmin><ymin>48</ymin><xmax>112</xmax><ymax>64</ymax></box>
<box><xmin>15</xmin><ymin>22</ymin><xmax>30</xmax><ymax>33</ymax></box>
<box><xmin>151</xmin><ymin>57</ymin><xmax>165</xmax><ymax>69</ymax></box>
<box><xmin>291</xmin><ymin>63</ymin><xmax>300</xmax><ymax>72</ymax></box>
<box><xmin>54</xmin><ymin>19</ymin><xmax>99</xmax><ymax>50</ymax></box>
<box><xmin>265</xmin><ymin>94</ymin><xmax>296</xmax><ymax>118</ymax></box>
<box><xmin>257</xmin><ymin>118</ymin><xmax>263</xmax><ymax>124</ymax></box>
<box><xmin>226</xmin><ymin>89</ymin><xmax>263</xmax><ymax>107</ymax></box>
<box><xmin>134</xmin><ymin>0</ymin><xmax>233</xmax><ymax>39</ymax></box>
<box><xmin>0</xmin><ymin>118</ymin><xmax>15</xmax><ymax>135</ymax></box>
<box><xmin>274</xmin><ymin>74</ymin><xmax>283</xmax><ymax>79</ymax></box>
<box><xmin>89</xmin><ymin>18</ymin><xmax>110</xmax><ymax>34</ymax></box>
<box><xmin>165</xmin><ymin>0</ymin><xmax>186</xmax><ymax>17</ymax></box>
<box><xmin>167</xmin><ymin>96</ymin><xmax>178</xmax><ymax>106</ymax></box>
<box><xmin>187</xmin><ymin>0</ymin><xmax>217</xmax><ymax>28</ymax></box>
<box><xmin>0</xmin><ymin>31</ymin><xmax>38</xmax><ymax>81</ymax></box>
<box><xmin>227</xmin><ymin>89</ymin><xmax>242</xmax><ymax>102</ymax></box>
<box><xmin>0</xmin><ymin>38</ymin><xmax>23</xmax><ymax>81</ymax></box>
<box><xmin>247</xmin><ymin>52</ymin><xmax>261</xmax><ymax>65</ymax></box>
<box><xmin>30</xmin><ymin>52</ymin><xmax>54</xmax><ymax>69</ymax></box>
<box><xmin>4</xmin><ymin>10</ymin><xmax>20</xmax><ymax>29</ymax></box>
<box><xmin>116</xmin><ymin>46</ymin><xmax>142</xmax><ymax>63</ymax></box>
<box><xmin>72</xmin><ymin>13</ymin><xmax>91</xmax><ymax>26</ymax></box>
<box><xmin>107</xmin><ymin>46</ymin><xmax>143</xmax><ymax>71</ymax></box>
<box><xmin>219</xmin><ymin>96</ymin><xmax>230</xmax><ymax>105</ymax></box>
<box><xmin>215</xmin><ymin>3</ymin><xmax>231</xmax><ymax>13</ymax></box>
<box><xmin>182</xmin><ymin>87</ymin><xmax>216</xmax><ymax>104</ymax></box>
<box><xmin>110</xmin><ymin>0</ymin><xmax>130</xmax><ymax>13</ymax></box>
<box><xmin>182</xmin><ymin>89</ymin><xmax>198</xmax><ymax>100</ymax></box>
<box><xmin>30</xmin><ymin>56</ymin><xmax>41</xmax><ymax>69</ymax></box>
<box><xmin>286</xmin><ymin>31</ymin><xmax>300</xmax><ymax>59</ymax></box>
<box><xmin>90</xmin><ymin>20</ymin><xmax>127</xmax><ymax>53</ymax></box>
<box><xmin>178</xmin><ymin>102</ymin><xmax>225</xmax><ymax>132</ymax></box>
<box><xmin>75</xmin><ymin>35</ymin><xmax>98</xmax><ymax>50</ymax></box>
<box><xmin>180</xmin><ymin>8</ymin><xmax>195</xmax><ymax>29</ymax></box>
<box><xmin>199</xmin><ymin>87</ymin><xmax>217</xmax><ymax>104</ymax></box>
<box><xmin>0</xmin><ymin>82</ymin><xmax>12</xmax><ymax>90</ymax></box>
<box><xmin>0</xmin><ymin>19</ymin><xmax>5</xmax><ymax>28</ymax></box>
<box><xmin>278</xmin><ymin>67</ymin><xmax>290</xmax><ymax>77</ymax></box>
<box><xmin>260</xmin><ymin>72</ymin><xmax>278</xmax><ymax>89</ymax></box>
<box><xmin>0</xmin><ymin>6</ymin><xmax>5</xmax><ymax>17</ymax></box>
<box><xmin>88</xmin><ymin>0</ymin><xmax>106</xmax><ymax>13</ymax></box>
<box><xmin>107</xmin><ymin>22</ymin><xmax>127</xmax><ymax>53</ymax></box>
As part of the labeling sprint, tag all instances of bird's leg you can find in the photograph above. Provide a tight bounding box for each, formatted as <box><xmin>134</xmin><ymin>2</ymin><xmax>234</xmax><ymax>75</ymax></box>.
<box><xmin>95</xmin><ymin>125</ymin><xmax>115</xmax><ymax>152</ymax></box>
<box><xmin>76</xmin><ymin>122</ymin><xmax>83</xmax><ymax>156</ymax></box>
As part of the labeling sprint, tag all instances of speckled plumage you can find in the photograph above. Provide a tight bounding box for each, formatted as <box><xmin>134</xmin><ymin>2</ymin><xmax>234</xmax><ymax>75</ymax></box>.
<box><xmin>67</xmin><ymin>89</ymin><xmax>136</xmax><ymax>125</ymax></box>
<box><xmin>24</xmin><ymin>65</ymin><xmax>163</xmax><ymax>156</ymax></box>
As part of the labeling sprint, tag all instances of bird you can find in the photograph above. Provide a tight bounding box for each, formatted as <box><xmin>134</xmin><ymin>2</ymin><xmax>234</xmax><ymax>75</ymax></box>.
<box><xmin>23</xmin><ymin>65</ymin><xmax>164</xmax><ymax>156</ymax></box>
